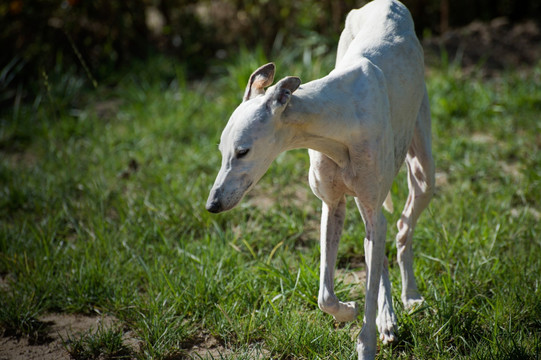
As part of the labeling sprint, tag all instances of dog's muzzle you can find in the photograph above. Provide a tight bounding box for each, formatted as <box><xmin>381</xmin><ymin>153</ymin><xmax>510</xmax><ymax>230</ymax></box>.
<box><xmin>206</xmin><ymin>176</ymin><xmax>253</xmax><ymax>213</ymax></box>
<box><xmin>205</xmin><ymin>198</ymin><xmax>222</xmax><ymax>213</ymax></box>
<box><xmin>206</xmin><ymin>186</ymin><xmax>224</xmax><ymax>213</ymax></box>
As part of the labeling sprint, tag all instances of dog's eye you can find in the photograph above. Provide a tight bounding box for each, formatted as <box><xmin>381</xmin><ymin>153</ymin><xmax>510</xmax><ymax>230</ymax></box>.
<box><xmin>236</xmin><ymin>148</ymin><xmax>250</xmax><ymax>159</ymax></box>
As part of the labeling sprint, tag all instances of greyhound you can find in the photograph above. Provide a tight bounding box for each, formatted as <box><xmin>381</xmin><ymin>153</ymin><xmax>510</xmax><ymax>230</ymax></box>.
<box><xmin>206</xmin><ymin>0</ymin><xmax>435</xmax><ymax>358</ymax></box>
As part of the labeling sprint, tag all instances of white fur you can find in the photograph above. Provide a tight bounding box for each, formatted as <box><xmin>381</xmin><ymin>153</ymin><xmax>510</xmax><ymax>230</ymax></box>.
<box><xmin>206</xmin><ymin>0</ymin><xmax>435</xmax><ymax>359</ymax></box>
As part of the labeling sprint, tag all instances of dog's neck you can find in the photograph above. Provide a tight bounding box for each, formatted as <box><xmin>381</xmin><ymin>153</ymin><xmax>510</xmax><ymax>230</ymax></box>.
<box><xmin>281</xmin><ymin>89</ymin><xmax>351</xmax><ymax>168</ymax></box>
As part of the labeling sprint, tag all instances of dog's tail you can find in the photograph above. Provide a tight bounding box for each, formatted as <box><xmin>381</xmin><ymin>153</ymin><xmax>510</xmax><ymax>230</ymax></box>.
<box><xmin>383</xmin><ymin>192</ymin><xmax>394</xmax><ymax>213</ymax></box>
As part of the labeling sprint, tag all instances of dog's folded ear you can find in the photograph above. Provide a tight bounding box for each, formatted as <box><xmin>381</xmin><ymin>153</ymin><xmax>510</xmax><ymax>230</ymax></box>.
<box><xmin>268</xmin><ymin>76</ymin><xmax>301</xmax><ymax>111</ymax></box>
<box><xmin>243</xmin><ymin>63</ymin><xmax>276</xmax><ymax>102</ymax></box>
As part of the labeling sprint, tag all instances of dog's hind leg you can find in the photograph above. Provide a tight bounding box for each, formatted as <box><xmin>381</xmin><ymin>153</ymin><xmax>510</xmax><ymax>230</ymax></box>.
<box><xmin>317</xmin><ymin>196</ymin><xmax>359</xmax><ymax>322</ymax></box>
<box><xmin>396</xmin><ymin>89</ymin><xmax>435</xmax><ymax>309</ymax></box>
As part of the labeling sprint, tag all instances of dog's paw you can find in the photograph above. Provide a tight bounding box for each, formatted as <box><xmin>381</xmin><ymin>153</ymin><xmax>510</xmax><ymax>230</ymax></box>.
<box><xmin>403</xmin><ymin>293</ymin><xmax>425</xmax><ymax>312</ymax></box>
<box><xmin>376</xmin><ymin>309</ymin><xmax>398</xmax><ymax>344</ymax></box>
<box><xmin>332</xmin><ymin>301</ymin><xmax>359</xmax><ymax>322</ymax></box>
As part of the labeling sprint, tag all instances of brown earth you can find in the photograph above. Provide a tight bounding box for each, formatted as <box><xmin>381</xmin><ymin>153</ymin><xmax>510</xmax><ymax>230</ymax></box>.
<box><xmin>0</xmin><ymin>313</ymin><xmax>232</xmax><ymax>360</ymax></box>
<box><xmin>0</xmin><ymin>314</ymin><xmax>117</xmax><ymax>360</ymax></box>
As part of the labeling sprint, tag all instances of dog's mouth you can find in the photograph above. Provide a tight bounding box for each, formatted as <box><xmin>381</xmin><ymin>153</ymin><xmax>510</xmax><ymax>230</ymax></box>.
<box><xmin>244</xmin><ymin>180</ymin><xmax>254</xmax><ymax>193</ymax></box>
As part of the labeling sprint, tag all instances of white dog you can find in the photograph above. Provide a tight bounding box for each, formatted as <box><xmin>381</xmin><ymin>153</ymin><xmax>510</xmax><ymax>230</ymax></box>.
<box><xmin>206</xmin><ymin>0</ymin><xmax>435</xmax><ymax>358</ymax></box>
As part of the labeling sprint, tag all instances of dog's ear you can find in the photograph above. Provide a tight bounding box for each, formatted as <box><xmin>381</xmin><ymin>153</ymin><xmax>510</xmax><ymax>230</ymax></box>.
<box><xmin>243</xmin><ymin>63</ymin><xmax>276</xmax><ymax>102</ymax></box>
<box><xmin>268</xmin><ymin>76</ymin><xmax>301</xmax><ymax>110</ymax></box>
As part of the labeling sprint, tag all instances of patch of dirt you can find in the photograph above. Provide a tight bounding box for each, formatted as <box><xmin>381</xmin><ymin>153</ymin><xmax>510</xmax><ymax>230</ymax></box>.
<box><xmin>511</xmin><ymin>207</ymin><xmax>541</xmax><ymax>221</ymax></box>
<box><xmin>0</xmin><ymin>313</ymin><xmax>265</xmax><ymax>360</ymax></box>
<box><xmin>2</xmin><ymin>151</ymin><xmax>38</xmax><ymax>169</ymax></box>
<box><xmin>182</xmin><ymin>332</ymin><xmax>269</xmax><ymax>359</ymax></box>
<box><xmin>470</xmin><ymin>133</ymin><xmax>496</xmax><ymax>145</ymax></box>
<box><xmin>499</xmin><ymin>161</ymin><xmax>523</xmax><ymax>180</ymax></box>
<box><xmin>246</xmin><ymin>183</ymin><xmax>312</xmax><ymax>213</ymax></box>
<box><xmin>0</xmin><ymin>275</ymin><xmax>13</xmax><ymax>293</ymax></box>
<box><xmin>93</xmin><ymin>99</ymin><xmax>123</xmax><ymax>120</ymax></box>
<box><xmin>435</xmin><ymin>171</ymin><xmax>449</xmax><ymax>188</ymax></box>
<box><xmin>0</xmin><ymin>313</ymin><xmax>125</xmax><ymax>360</ymax></box>
<box><xmin>185</xmin><ymin>333</ymin><xmax>230</xmax><ymax>359</ymax></box>
<box><xmin>336</xmin><ymin>268</ymin><xmax>367</xmax><ymax>299</ymax></box>
<box><xmin>246</xmin><ymin>191</ymin><xmax>275</xmax><ymax>212</ymax></box>
<box><xmin>423</xmin><ymin>18</ymin><xmax>541</xmax><ymax>75</ymax></box>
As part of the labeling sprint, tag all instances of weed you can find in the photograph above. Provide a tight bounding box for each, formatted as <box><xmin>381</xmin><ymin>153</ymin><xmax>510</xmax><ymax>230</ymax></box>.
<box><xmin>0</xmin><ymin>289</ymin><xmax>49</xmax><ymax>343</ymax></box>
<box><xmin>62</xmin><ymin>324</ymin><xmax>132</xmax><ymax>360</ymax></box>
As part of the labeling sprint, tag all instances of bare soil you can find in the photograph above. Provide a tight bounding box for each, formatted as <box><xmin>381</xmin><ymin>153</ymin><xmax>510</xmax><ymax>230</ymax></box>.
<box><xmin>0</xmin><ymin>313</ymin><xmax>233</xmax><ymax>360</ymax></box>
<box><xmin>0</xmin><ymin>314</ymin><xmax>116</xmax><ymax>360</ymax></box>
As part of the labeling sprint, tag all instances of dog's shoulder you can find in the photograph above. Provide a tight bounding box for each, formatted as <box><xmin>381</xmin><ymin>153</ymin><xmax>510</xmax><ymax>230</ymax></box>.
<box><xmin>329</xmin><ymin>59</ymin><xmax>386</xmax><ymax>91</ymax></box>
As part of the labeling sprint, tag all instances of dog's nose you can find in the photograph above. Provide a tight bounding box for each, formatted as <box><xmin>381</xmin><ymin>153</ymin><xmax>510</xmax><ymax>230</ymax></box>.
<box><xmin>206</xmin><ymin>199</ymin><xmax>222</xmax><ymax>213</ymax></box>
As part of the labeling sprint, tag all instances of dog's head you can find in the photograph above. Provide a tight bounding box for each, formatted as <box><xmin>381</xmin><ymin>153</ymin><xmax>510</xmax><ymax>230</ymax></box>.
<box><xmin>206</xmin><ymin>63</ymin><xmax>301</xmax><ymax>213</ymax></box>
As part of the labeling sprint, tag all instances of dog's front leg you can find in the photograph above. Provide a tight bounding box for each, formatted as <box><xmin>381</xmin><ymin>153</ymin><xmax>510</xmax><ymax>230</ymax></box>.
<box><xmin>376</xmin><ymin>257</ymin><xmax>398</xmax><ymax>343</ymax></box>
<box><xmin>356</xmin><ymin>204</ymin><xmax>387</xmax><ymax>360</ymax></box>
<box><xmin>317</xmin><ymin>197</ymin><xmax>359</xmax><ymax>322</ymax></box>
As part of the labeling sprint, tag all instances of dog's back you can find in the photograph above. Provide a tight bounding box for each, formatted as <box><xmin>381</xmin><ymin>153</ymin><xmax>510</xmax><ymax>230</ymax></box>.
<box><xmin>337</xmin><ymin>0</ymin><xmax>422</xmax><ymax>70</ymax></box>
<box><xmin>336</xmin><ymin>0</ymin><xmax>426</xmax><ymax>171</ymax></box>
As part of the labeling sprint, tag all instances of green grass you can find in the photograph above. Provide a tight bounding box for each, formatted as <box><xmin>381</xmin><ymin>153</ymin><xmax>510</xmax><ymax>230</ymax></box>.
<box><xmin>1</xmin><ymin>49</ymin><xmax>541</xmax><ymax>359</ymax></box>
<box><xmin>62</xmin><ymin>324</ymin><xmax>132</xmax><ymax>360</ymax></box>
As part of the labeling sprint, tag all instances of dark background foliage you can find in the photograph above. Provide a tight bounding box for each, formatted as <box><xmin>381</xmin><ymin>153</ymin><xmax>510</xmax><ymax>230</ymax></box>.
<box><xmin>1</xmin><ymin>0</ymin><xmax>540</xmax><ymax>106</ymax></box>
